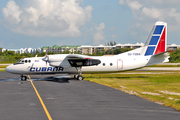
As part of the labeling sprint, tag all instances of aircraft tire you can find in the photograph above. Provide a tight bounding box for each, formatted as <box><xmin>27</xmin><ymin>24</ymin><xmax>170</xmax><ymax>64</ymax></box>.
<box><xmin>77</xmin><ymin>75</ymin><xmax>84</xmax><ymax>80</ymax></box>
<box><xmin>21</xmin><ymin>76</ymin><xmax>27</xmax><ymax>81</ymax></box>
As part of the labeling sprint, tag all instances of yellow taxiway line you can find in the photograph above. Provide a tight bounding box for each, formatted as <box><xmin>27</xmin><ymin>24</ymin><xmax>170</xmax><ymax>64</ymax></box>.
<box><xmin>28</xmin><ymin>75</ymin><xmax>52</xmax><ymax>120</ymax></box>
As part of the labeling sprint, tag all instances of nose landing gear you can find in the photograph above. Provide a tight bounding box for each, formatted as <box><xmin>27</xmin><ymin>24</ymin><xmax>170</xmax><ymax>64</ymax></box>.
<box><xmin>21</xmin><ymin>75</ymin><xmax>27</xmax><ymax>81</ymax></box>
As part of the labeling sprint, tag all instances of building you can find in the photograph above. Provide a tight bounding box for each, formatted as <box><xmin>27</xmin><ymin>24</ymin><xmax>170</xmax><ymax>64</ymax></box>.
<box><xmin>42</xmin><ymin>45</ymin><xmax>61</xmax><ymax>53</ymax></box>
<box><xmin>81</xmin><ymin>43</ymin><xmax>144</xmax><ymax>55</ymax></box>
<box><xmin>81</xmin><ymin>45</ymin><xmax>115</xmax><ymax>54</ymax></box>
<box><xmin>41</xmin><ymin>45</ymin><xmax>81</xmax><ymax>53</ymax></box>
<box><xmin>2</xmin><ymin>49</ymin><xmax>20</xmax><ymax>54</ymax></box>
<box><xmin>60</xmin><ymin>45</ymin><xmax>81</xmax><ymax>53</ymax></box>
<box><xmin>2</xmin><ymin>43</ymin><xmax>180</xmax><ymax>55</ymax></box>
<box><xmin>167</xmin><ymin>44</ymin><xmax>180</xmax><ymax>51</ymax></box>
<box><xmin>2</xmin><ymin>48</ymin><xmax>42</xmax><ymax>54</ymax></box>
<box><xmin>115</xmin><ymin>43</ymin><xmax>144</xmax><ymax>49</ymax></box>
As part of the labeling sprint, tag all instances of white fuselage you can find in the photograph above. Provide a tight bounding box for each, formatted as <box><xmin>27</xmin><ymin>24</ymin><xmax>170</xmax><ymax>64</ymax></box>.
<box><xmin>5</xmin><ymin>54</ymin><xmax>151</xmax><ymax>75</ymax></box>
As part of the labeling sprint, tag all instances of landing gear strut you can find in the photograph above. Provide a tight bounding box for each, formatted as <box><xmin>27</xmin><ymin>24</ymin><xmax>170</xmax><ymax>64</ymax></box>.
<box><xmin>75</xmin><ymin>66</ymin><xmax>84</xmax><ymax>80</ymax></box>
<box><xmin>21</xmin><ymin>75</ymin><xmax>27</xmax><ymax>81</ymax></box>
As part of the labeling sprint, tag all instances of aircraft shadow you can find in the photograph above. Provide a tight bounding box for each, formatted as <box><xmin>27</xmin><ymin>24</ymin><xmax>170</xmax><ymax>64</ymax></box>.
<box><xmin>0</xmin><ymin>76</ymin><xmax>77</xmax><ymax>83</ymax></box>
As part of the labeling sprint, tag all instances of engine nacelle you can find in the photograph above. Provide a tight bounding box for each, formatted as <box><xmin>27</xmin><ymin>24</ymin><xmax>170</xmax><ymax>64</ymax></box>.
<box><xmin>48</xmin><ymin>54</ymin><xmax>67</xmax><ymax>66</ymax></box>
<box><xmin>49</xmin><ymin>62</ymin><xmax>62</xmax><ymax>67</ymax></box>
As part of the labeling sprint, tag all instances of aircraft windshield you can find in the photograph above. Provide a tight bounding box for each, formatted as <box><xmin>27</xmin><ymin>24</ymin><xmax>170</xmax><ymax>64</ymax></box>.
<box><xmin>13</xmin><ymin>59</ymin><xmax>24</xmax><ymax>65</ymax></box>
<box><xmin>18</xmin><ymin>59</ymin><xmax>24</xmax><ymax>63</ymax></box>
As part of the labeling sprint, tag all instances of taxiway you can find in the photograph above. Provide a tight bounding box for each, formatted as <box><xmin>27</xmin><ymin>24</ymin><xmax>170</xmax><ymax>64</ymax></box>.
<box><xmin>0</xmin><ymin>72</ymin><xmax>180</xmax><ymax>120</ymax></box>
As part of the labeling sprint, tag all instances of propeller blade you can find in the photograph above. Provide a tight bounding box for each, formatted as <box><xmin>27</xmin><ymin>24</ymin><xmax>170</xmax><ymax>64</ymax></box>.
<box><xmin>42</xmin><ymin>51</ymin><xmax>49</xmax><ymax>66</ymax></box>
<box><xmin>42</xmin><ymin>51</ymin><xmax>48</xmax><ymax>61</ymax></box>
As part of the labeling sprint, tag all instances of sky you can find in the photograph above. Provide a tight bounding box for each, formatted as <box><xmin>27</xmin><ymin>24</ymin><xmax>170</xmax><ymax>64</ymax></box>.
<box><xmin>0</xmin><ymin>0</ymin><xmax>180</xmax><ymax>49</ymax></box>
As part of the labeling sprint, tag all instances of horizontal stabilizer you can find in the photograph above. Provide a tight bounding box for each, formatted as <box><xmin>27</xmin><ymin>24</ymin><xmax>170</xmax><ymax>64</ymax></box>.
<box><xmin>146</xmin><ymin>52</ymin><xmax>169</xmax><ymax>66</ymax></box>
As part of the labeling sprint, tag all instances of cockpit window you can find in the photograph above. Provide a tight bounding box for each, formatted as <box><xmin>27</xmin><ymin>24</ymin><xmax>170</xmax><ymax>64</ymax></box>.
<box><xmin>13</xmin><ymin>59</ymin><xmax>24</xmax><ymax>65</ymax></box>
<box><xmin>19</xmin><ymin>59</ymin><xmax>24</xmax><ymax>63</ymax></box>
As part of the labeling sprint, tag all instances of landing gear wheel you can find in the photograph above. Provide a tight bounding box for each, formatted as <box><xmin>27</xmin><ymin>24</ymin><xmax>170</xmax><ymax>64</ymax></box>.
<box><xmin>21</xmin><ymin>76</ymin><xmax>27</xmax><ymax>81</ymax></box>
<box><xmin>77</xmin><ymin>75</ymin><xmax>84</xmax><ymax>80</ymax></box>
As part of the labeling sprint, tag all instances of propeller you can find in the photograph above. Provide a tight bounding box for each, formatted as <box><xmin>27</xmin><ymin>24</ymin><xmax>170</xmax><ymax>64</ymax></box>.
<box><xmin>42</xmin><ymin>51</ymin><xmax>49</xmax><ymax>66</ymax></box>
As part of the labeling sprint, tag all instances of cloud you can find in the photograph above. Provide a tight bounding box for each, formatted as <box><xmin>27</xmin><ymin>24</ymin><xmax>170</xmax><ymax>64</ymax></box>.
<box><xmin>93</xmin><ymin>23</ymin><xmax>105</xmax><ymax>45</ymax></box>
<box><xmin>2</xmin><ymin>1</ymin><xmax>22</xmax><ymax>24</ymax></box>
<box><xmin>1</xmin><ymin>0</ymin><xmax>93</xmax><ymax>37</ymax></box>
<box><xmin>142</xmin><ymin>7</ymin><xmax>161</xmax><ymax>19</ymax></box>
<box><xmin>127</xmin><ymin>0</ymin><xmax>142</xmax><ymax>11</ymax></box>
<box><xmin>119</xmin><ymin>0</ymin><xmax>180</xmax><ymax>33</ymax></box>
<box><xmin>119</xmin><ymin>0</ymin><xmax>125</xmax><ymax>5</ymax></box>
<box><xmin>95</xmin><ymin>22</ymin><xmax>105</xmax><ymax>31</ymax></box>
<box><xmin>148</xmin><ymin>0</ymin><xmax>180</xmax><ymax>5</ymax></box>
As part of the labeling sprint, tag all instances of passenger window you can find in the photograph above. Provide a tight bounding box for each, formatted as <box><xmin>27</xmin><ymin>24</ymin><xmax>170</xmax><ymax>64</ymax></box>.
<box><xmin>110</xmin><ymin>63</ymin><xmax>113</xmax><ymax>66</ymax></box>
<box><xmin>28</xmin><ymin>60</ymin><xmax>31</xmax><ymax>63</ymax></box>
<box><xmin>25</xmin><ymin>60</ymin><xmax>28</xmax><ymax>63</ymax></box>
<box><xmin>103</xmin><ymin>63</ymin><xmax>105</xmax><ymax>66</ymax></box>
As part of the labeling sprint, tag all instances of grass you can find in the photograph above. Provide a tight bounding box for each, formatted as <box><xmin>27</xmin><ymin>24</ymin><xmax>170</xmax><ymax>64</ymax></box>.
<box><xmin>0</xmin><ymin>65</ymin><xmax>8</xmax><ymax>68</ymax></box>
<box><xmin>149</xmin><ymin>65</ymin><xmax>179</xmax><ymax>67</ymax></box>
<box><xmin>148</xmin><ymin>64</ymin><xmax>180</xmax><ymax>67</ymax></box>
<box><xmin>83</xmin><ymin>72</ymin><xmax>180</xmax><ymax>111</ymax></box>
<box><xmin>0</xmin><ymin>64</ymin><xmax>7</xmax><ymax>71</ymax></box>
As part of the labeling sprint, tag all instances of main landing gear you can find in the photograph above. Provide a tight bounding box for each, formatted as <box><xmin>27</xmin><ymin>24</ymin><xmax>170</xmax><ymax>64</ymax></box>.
<box><xmin>74</xmin><ymin>75</ymin><xmax>84</xmax><ymax>80</ymax></box>
<box><xmin>21</xmin><ymin>75</ymin><xmax>27</xmax><ymax>81</ymax></box>
<box><xmin>74</xmin><ymin>66</ymin><xmax>84</xmax><ymax>80</ymax></box>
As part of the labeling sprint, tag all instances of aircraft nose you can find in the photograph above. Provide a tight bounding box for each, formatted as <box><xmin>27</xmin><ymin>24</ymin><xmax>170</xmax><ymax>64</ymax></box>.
<box><xmin>5</xmin><ymin>64</ymin><xmax>14</xmax><ymax>73</ymax></box>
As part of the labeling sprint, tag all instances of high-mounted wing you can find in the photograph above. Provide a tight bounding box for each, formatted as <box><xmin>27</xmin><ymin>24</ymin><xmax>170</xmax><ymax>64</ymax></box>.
<box><xmin>68</xmin><ymin>58</ymin><xmax>101</xmax><ymax>67</ymax></box>
<box><xmin>42</xmin><ymin>54</ymin><xmax>101</xmax><ymax>67</ymax></box>
<box><xmin>66</xmin><ymin>54</ymin><xmax>101</xmax><ymax>67</ymax></box>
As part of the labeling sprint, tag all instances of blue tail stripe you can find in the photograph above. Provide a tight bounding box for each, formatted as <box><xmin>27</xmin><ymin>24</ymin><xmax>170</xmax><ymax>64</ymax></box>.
<box><xmin>149</xmin><ymin>36</ymin><xmax>160</xmax><ymax>45</ymax></box>
<box><xmin>153</xmin><ymin>25</ymin><xmax>164</xmax><ymax>34</ymax></box>
<box><xmin>145</xmin><ymin>46</ymin><xmax>156</xmax><ymax>56</ymax></box>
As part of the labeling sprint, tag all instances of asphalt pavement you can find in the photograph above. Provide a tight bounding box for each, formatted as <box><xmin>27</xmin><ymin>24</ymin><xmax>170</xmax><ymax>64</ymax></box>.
<box><xmin>0</xmin><ymin>72</ymin><xmax>180</xmax><ymax>120</ymax></box>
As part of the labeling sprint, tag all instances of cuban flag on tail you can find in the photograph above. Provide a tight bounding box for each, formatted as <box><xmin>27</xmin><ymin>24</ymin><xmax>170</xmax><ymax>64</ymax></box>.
<box><xmin>145</xmin><ymin>21</ymin><xmax>167</xmax><ymax>56</ymax></box>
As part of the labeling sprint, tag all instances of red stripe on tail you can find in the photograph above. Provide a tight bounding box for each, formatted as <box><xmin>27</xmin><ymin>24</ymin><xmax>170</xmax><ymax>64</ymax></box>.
<box><xmin>154</xmin><ymin>27</ymin><xmax>166</xmax><ymax>55</ymax></box>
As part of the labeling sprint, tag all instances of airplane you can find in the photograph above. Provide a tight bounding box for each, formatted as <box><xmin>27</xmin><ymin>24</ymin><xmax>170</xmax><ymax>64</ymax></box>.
<box><xmin>5</xmin><ymin>21</ymin><xmax>169</xmax><ymax>81</ymax></box>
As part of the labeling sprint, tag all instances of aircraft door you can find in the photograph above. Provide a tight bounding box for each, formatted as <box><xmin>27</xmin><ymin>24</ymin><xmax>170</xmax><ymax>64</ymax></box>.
<box><xmin>117</xmin><ymin>59</ymin><xmax>123</xmax><ymax>70</ymax></box>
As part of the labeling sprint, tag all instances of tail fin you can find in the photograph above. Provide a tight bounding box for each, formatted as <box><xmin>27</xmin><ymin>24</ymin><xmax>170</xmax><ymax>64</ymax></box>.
<box><xmin>144</xmin><ymin>21</ymin><xmax>167</xmax><ymax>56</ymax></box>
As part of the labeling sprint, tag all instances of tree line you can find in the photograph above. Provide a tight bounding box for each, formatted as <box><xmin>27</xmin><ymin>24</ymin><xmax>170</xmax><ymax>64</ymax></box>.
<box><xmin>0</xmin><ymin>49</ymin><xmax>82</xmax><ymax>63</ymax></box>
<box><xmin>0</xmin><ymin>47</ymin><xmax>131</xmax><ymax>63</ymax></box>
<box><xmin>169</xmin><ymin>49</ymin><xmax>180</xmax><ymax>63</ymax></box>
<box><xmin>1</xmin><ymin>46</ymin><xmax>180</xmax><ymax>63</ymax></box>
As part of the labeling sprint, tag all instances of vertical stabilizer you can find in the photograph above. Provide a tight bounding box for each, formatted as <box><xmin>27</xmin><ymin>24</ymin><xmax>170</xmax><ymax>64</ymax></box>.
<box><xmin>144</xmin><ymin>21</ymin><xmax>167</xmax><ymax>56</ymax></box>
